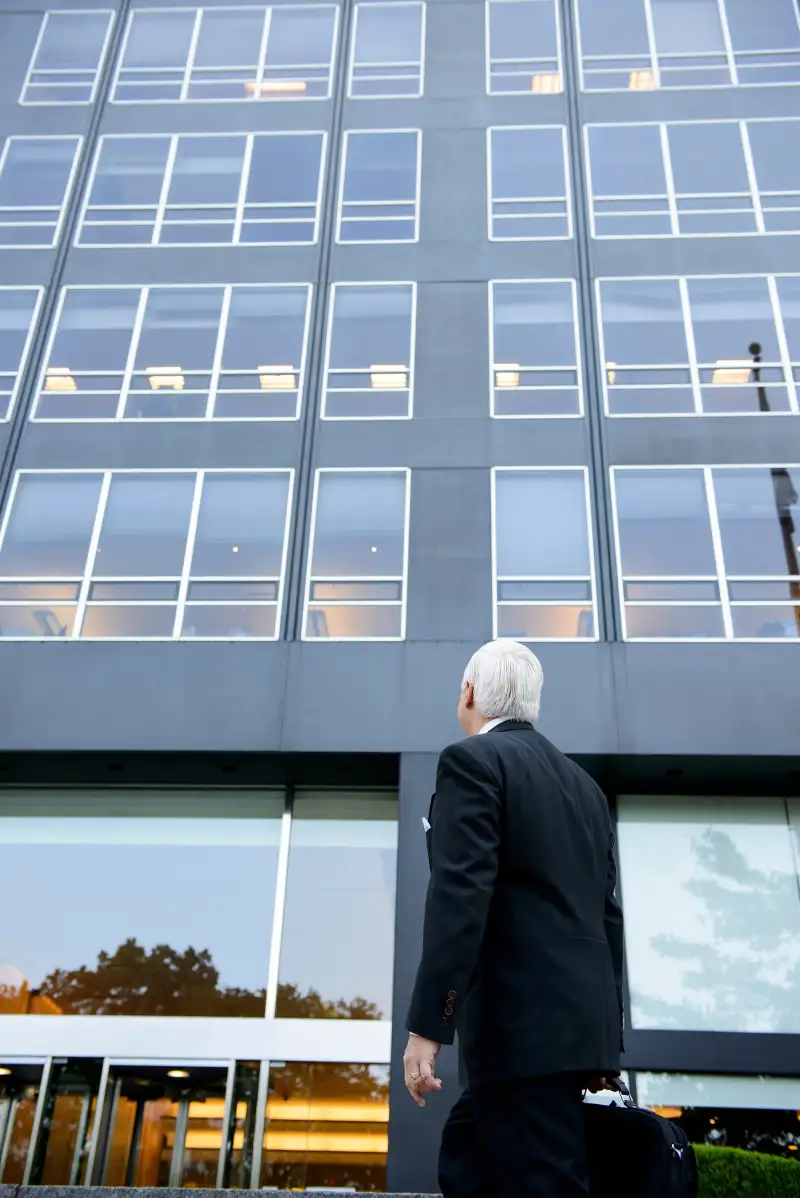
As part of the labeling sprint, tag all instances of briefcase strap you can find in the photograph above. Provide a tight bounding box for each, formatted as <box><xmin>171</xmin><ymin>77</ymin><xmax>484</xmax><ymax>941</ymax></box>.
<box><xmin>609</xmin><ymin>1078</ymin><xmax>637</xmax><ymax>1109</ymax></box>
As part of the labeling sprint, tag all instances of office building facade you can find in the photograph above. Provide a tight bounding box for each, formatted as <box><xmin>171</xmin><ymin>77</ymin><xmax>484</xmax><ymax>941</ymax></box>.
<box><xmin>0</xmin><ymin>0</ymin><xmax>799</xmax><ymax>1188</ymax></box>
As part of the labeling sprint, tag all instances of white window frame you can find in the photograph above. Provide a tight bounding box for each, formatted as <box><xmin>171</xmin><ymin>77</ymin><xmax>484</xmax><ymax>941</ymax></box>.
<box><xmin>320</xmin><ymin>281</ymin><xmax>417</xmax><ymax>421</ymax></box>
<box><xmin>0</xmin><ymin>135</ymin><xmax>83</xmax><ymax>250</ymax></box>
<box><xmin>596</xmin><ymin>273</ymin><xmax>800</xmax><ymax>418</ymax></box>
<box><xmin>485</xmin><ymin>0</ymin><xmax>564</xmax><ymax>96</ymax></box>
<box><xmin>487</xmin><ymin>125</ymin><xmax>573</xmax><ymax>241</ymax></box>
<box><xmin>0</xmin><ymin>468</ymin><xmax>296</xmax><ymax>641</ymax></box>
<box><xmin>488</xmin><ymin>278</ymin><xmax>584</xmax><ymax>419</ymax></box>
<box><xmin>576</xmin><ymin>0</ymin><xmax>800</xmax><ymax>92</ymax></box>
<box><xmin>0</xmin><ymin>786</ymin><xmax>394</xmax><ymax>1064</ymax></box>
<box><xmin>19</xmin><ymin>9</ymin><xmax>115</xmax><ymax>106</ymax></box>
<box><xmin>111</xmin><ymin>4</ymin><xmax>340</xmax><ymax>104</ymax></box>
<box><xmin>611</xmin><ymin>463</ymin><xmax>800</xmax><ymax>642</ymax></box>
<box><xmin>31</xmin><ymin>283</ymin><xmax>313</xmax><ymax>423</ymax></box>
<box><xmin>302</xmin><ymin>467</ymin><xmax>411</xmax><ymax>642</ymax></box>
<box><xmin>75</xmin><ymin>131</ymin><xmax>328</xmax><ymax>249</ymax></box>
<box><xmin>584</xmin><ymin>117</ymin><xmax>800</xmax><ymax>240</ymax></box>
<box><xmin>336</xmin><ymin>129</ymin><xmax>422</xmax><ymax>245</ymax></box>
<box><xmin>347</xmin><ymin>1</ymin><xmax>426</xmax><ymax>99</ymax></box>
<box><xmin>491</xmin><ymin>466</ymin><xmax>600</xmax><ymax>642</ymax></box>
<box><xmin>0</xmin><ymin>286</ymin><xmax>44</xmax><ymax>422</ymax></box>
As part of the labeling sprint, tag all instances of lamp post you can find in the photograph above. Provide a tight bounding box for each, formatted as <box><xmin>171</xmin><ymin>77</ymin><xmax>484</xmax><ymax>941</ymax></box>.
<box><xmin>749</xmin><ymin>342</ymin><xmax>800</xmax><ymax>635</ymax></box>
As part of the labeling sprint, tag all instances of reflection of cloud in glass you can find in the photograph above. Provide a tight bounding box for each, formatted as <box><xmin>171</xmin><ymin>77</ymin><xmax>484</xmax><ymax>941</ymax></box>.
<box><xmin>618</xmin><ymin>797</ymin><xmax>800</xmax><ymax>1033</ymax></box>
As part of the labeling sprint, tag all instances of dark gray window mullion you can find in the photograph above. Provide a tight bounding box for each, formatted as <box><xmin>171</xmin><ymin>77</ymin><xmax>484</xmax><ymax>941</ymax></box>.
<box><xmin>559</xmin><ymin>0</ymin><xmax>620</xmax><ymax>643</ymax></box>
<box><xmin>282</xmin><ymin>0</ymin><xmax>355</xmax><ymax>642</ymax></box>
<box><xmin>0</xmin><ymin>0</ymin><xmax>135</xmax><ymax>511</ymax></box>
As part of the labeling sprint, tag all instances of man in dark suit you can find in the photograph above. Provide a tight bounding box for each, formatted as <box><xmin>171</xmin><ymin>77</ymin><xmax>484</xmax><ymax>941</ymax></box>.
<box><xmin>403</xmin><ymin>640</ymin><xmax>624</xmax><ymax>1198</ymax></box>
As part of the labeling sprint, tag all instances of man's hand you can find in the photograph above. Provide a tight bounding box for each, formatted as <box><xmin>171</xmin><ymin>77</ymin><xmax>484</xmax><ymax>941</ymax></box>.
<box><xmin>403</xmin><ymin>1034</ymin><xmax>442</xmax><ymax>1107</ymax></box>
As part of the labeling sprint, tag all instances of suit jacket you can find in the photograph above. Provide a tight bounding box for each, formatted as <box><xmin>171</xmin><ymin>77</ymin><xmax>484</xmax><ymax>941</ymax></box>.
<box><xmin>406</xmin><ymin>720</ymin><xmax>624</xmax><ymax>1088</ymax></box>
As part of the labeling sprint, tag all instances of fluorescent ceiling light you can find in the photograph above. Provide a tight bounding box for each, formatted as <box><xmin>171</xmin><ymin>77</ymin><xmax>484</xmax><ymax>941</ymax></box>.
<box><xmin>44</xmin><ymin>367</ymin><xmax>77</xmax><ymax>392</ymax></box>
<box><xmin>370</xmin><ymin>365</ymin><xmax>407</xmax><ymax>389</ymax></box>
<box><xmin>629</xmin><ymin>70</ymin><xmax>655</xmax><ymax>89</ymax></box>
<box><xmin>711</xmin><ymin>359</ymin><xmax>752</xmax><ymax>386</ymax></box>
<box><xmin>258</xmin><ymin>365</ymin><xmax>296</xmax><ymax>390</ymax></box>
<box><xmin>146</xmin><ymin>366</ymin><xmax>185</xmax><ymax>391</ymax></box>
<box><xmin>531</xmin><ymin>73</ymin><xmax>562</xmax><ymax>93</ymax></box>
<box><xmin>494</xmin><ymin>363</ymin><xmax>520</xmax><ymax>387</ymax></box>
<box><xmin>245</xmin><ymin>80</ymin><xmax>307</xmax><ymax>96</ymax></box>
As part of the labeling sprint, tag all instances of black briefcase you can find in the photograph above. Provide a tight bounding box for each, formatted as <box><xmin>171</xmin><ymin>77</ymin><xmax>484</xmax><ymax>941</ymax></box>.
<box><xmin>584</xmin><ymin>1080</ymin><xmax>698</xmax><ymax>1198</ymax></box>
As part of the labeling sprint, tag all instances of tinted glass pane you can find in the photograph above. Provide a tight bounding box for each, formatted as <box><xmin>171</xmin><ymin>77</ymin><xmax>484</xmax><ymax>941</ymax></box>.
<box><xmin>134</xmin><ymin>288</ymin><xmax>223</xmax><ymax>373</ymax></box>
<box><xmin>576</xmin><ymin>0</ymin><xmax>650</xmax><ymax>57</ymax></box>
<box><xmin>614</xmin><ymin>470</ymin><xmax>716</xmax><ymax>575</ymax></box>
<box><xmin>0</xmin><ymin>475</ymin><xmax>101</xmax><ymax>576</ymax></box>
<box><xmin>651</xmin><ymin>0</ymin><xmax>725</xmax><ymax>52</ymax></box>
<box><xmin>267</xmin><ymin>7</ymin><xmax>336</xmax><ymax>65</ymax></box>
<box><xmin>775</xmin><ymin>275</ymin><xmax>800</xmax><ymax>360</ymax></box>
<box><xmin>247</xmin><ymin>135</ymin><xmax>322</xmax><ymax>204</ymax></box>
<box><xmin>328</xmin><ymin>286</ymin><xmax>413</xmax><ymax>369</ymax></box>
<box><xmin>87</xmin><ymin>138</ymin><xmax>170</xmax><ymax>206</ymax></box>
<box><xmin>194</xmin><ymin>10</ymin><xmax>263</xmax><ymax>67</ymax></box>
<box><xmin>0</xmin><ymin>1064</ymin><xmax>42</xmax><ymax>1181</ymax></box>
<box><xmin>94</xmin><ymin>475</ymin><xmax>195</xmax><ymax>576</ymax></box>
<box><xmin>714</xmin><ymin>467</ymin><xmax>800</xmax><ymax>577</ymax></box>
<box><xmin>587</xmin><ymin>125</ymin><xmax>665</xmax><ymax>196</ymax></box>
<box><xmin>47</xmin><ymin>289</ymin><xmax>138</xmax><ymax>372</ymax></box>
<box><xmin>261</xmin><ymin>1062</ymin><xmax>389</xmax><ymax>1191</ymax></box>
<box><xmin>276</xmin><ymin>794</ymin><xmax>397</xmax><ymax>1019</ymax></box>
<box><xmin>120</xmin><ymin>11</ymin><xmax>194</xmax><ymax>67</ymax></box>
<box><xmin>0</xmin><ymin>791</ymin><xmax>282</xmax><ymax>1016</ymax></box>
<box><xmin>167</xmin><ymin>138</ymin><xmax>244</xmax><ymax>205</ymax></box>
<box><xmin>35</xmin><ymin>11</ymin><xmax>110</xmax><ymax>70</ymax></box>
<box><xmin>0</xmin><ymin>291</ymin><xmax>38</xmax><ymax>393</ymax></box>
<box><xmin>489</xmin><ymin>0</ymin><xmax>559</xmax><ymax>70</ymax></box>
<box><xmin>668</xmin><ymin>123</ymin><xmax>749</xmax><ymax>195</ymax></box>
<box><xmin>618</xmin><ymin>796</ymin><xmax>800</xmax><ymax>1031</ymax></box>
<box><xmin>0</xmin><ymin>138</ymin><xmax>77</xmax><ymax>208</ymax></box>
<box><xmin>343</xmin><ymin>131</ymin><xmax>417</xmax><ymax>202</ymax></box>
<box><xmin>493</xmin><ymin>282</ymin><xmax>576</xmax><ymax>366</ymax></box>
<box><xmin>491</xmin><ymin>127</ymin><xmax>565</xmax><ymax>198</ymax></box>
<box><xmin>600</xmin><ymin>279</ymin><xmax>687</xmax><ymax>364</ymax></box>
<box><xmin>495</xmin><ymin>471</ymin><xmax>591</xmax><ymax>576</ymax></box>
<box><xmin>355</xmin><ymin>4</ymin><xmax>421</xmax><ymax>62</ymax></box>
<box><xmin>747</xmin><ymin>120</ymin><xmax>800</xmax><ymax>194</ymax></box>
<box><xmin>311</xmin><ymin>472</ymin><xmax>407</xmax><ymax>577</ymax></box>
<box><xmin>725</xmin><ymin>0</ymin><xmax>800</xmax><ymax>51</ymax></box>
<box><xmin>688</xmin><ymin>277</ymin><xmax>779</xmax><ymax>364</ymax></box>
<box><xmin>190</xmin><ymin>473</ymin><xmax>291</xmax><ymax>576</ymax></box>
<box><xmin>222</xmin><ymin>286</ymin><xmax>308</xmax><ymax>369</ymax></box>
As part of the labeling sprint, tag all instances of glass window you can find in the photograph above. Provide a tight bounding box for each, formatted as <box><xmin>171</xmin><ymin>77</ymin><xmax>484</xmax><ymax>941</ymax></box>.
<box><xmin>114</xmin><ymin>5</ymin><xmax>338</xmax><ymax>101</ymax></box>
<box><xmin>613</xmin><ymin>468</ymin><xmax>723</xmax><ymax>639</ymax></box>
<box><xmin>588</xmin><ymin>120</ymin><xmax>800</xmax><ymax>238</ymax></box>
<box><xmin>349</xmin><ymin>2</ymin><xmax>425</xmax><ymax>98</ymax></box>
<box><xmin>489</xmin><ymin>126</ymin><xmax>571</xmax><ymax>239</ymax></box>
<box><xmin>322</xmin><ymin>283</ymin><xmax>415</xmax><ymax>419</ymax></box>
<box><xmin>24</xmin><ymin>1060</ymin><xmax>104</xmax><ymax>1186</ymax></box>
<box><xmin>261</xmin><ymin>1062</ymin><xmax>389</xmax><ymax>1191</ymax></box>
<box><xmin>338</xmin><ymin>130</ymin><xmax>420</xmax><ymax>243</ymax></box>
<box><xmin>34</xmin><ymin>285</ymin><xmax>311</xmax><ymax>421</ymax></box>
<box><xmin>636</xmin><ymin>1073</ymin><xmax>800</xmax><ymax>1156</ymax></box>
<box><xmin>486</xmin><ymin>0</ymin><xmax>562</xmax><ymax>94</ymax></box>
<box><xmin>21</xmin><ymin>10</ymin><xmax>113</xmax><ymax>104</ymax></box>
<box><xmin>0</xmin><ymin>137</ymin><xmax>81</xmax><ymax>248</ymax></box>
<box><xmin>577</xmin><ymin>0</ymin><xmax>800</xmax><ymax>89</ymax></box>
<box><xmin>304</xmin><ymin>470</ymin><xmax>409</xmax><ymax>639</ymax></box>
<box><xmin>490</xmin><ymin>281</ymin><xmax>581</xmax><ymax>417</ymax></box>
<box><xmin>493</xmin><ymin>469</ymin><xmax>597</xmax><ymax>640</ymax></box>
<box><xmin>276</xmin><ymin>793</ymin><xmax>398</xmax><ymax>1018</ymax></box>
<box><xmin>0</xmin><ymin>289</ymin><xmax>42</xmax><ymax>421</ymax></box>
<box><xmin>78</xmin><ymin>134</ymin><xmax>325</xmax><ymax>247</ymax></box>
<box><xmin>0</xmin><ymin>1063</ymin><xmax>43</xmax><ymax>1183</ymax></box>
<box><xmin>612</xmin><ymin>466</ymin><xmax>800</xmax><ymax>639</ymax></box>
<box><xmin>617</xmin><ymin>796</ymin><xmax>800</xmax><ymax>1032</ymax></box>
<box><xmin>0</xmin><ymin>790</ymin><xmax>283</xmax><ymax>1013</ymax></box>
<box><xmin>599</xmin><ymin>275</ymin><xmax>799</xmax><ymax>416</ymax></box>
<box><xmin>0</xmin><ymin>470</ymin><xmax>293</xmax><ymax>639</ymax></box>
<box><xmin>586</xmin><ymin>125</ymin><xmax>670</xmax><ymax>237</ymax></box>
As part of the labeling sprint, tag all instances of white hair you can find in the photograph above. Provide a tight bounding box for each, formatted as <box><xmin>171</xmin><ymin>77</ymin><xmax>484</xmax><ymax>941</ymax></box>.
<box><xmin>462</xmin><ymin>640</ymin><xmax>544</xmax><ymax>724</ymax></box>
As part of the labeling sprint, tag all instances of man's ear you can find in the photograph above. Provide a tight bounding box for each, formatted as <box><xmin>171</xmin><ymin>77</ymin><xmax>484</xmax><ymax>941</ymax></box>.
<box><xmin>464</xmin><ymin>681</ymin><xmax>475</xmax><ymax>709</ymax></box>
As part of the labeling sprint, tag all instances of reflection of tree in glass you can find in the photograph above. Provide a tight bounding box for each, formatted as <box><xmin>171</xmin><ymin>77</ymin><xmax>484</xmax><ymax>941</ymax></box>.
<box><xmin>636</xmin><ymin>829</ymin><xmax>800</xmax><ymax>1031</ymax></box>
<box><xmin>0</xmin><ymin>939</ymin><xmax>382</xmax><ymax>1019</ymax></box>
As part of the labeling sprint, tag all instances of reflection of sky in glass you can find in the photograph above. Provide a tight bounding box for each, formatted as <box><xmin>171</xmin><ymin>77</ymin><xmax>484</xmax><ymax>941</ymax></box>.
<box><xmin>618</xmin><ymin>797</ymin><xmax>800</xmax><ymax>1033</ymax></box>
<box><xmin>0</xmin><ymin>794</ymin><xmax>282</xmax><ymax>997</ymax></box>
<box><xmin>278</xmin><ymin>795</ymin><xmax>398</xmax><ymax>1018</ymax></box>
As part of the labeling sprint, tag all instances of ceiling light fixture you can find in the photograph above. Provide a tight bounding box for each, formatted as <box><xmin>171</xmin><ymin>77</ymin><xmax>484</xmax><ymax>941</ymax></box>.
<box><xmin>259</xmin><ymin>366</ymin><xmax>296</xmax><ymax>390</ymax></box>
<box><xmin>711</xmin><ymin>359</ymin><xmax>752</xmax><ymax>386</ymax></box>
<box><xmin>370</xmin><ymin>365</ymin><xmax>407</xmax><ymax>390</ymax></box>
<box><xmin>44</xmin><ymin>367</ymin><xmax>77</xmax><ymax>392</ymax></box>
<box><xmin>494</xmin><ymin>363</ymin><xmax>520</xmax><ymax>388</ymax></box>
<box><xmin>146</xmin><ymin>366</ymin><xmax>185</xmax><ymax>391</ymax></box>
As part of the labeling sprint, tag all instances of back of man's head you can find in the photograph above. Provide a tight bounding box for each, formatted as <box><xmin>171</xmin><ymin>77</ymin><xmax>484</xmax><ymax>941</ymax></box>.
<box><xmin>462</xmin><ymin>640</ymin><xmax>544</xmax><ymax>725</ymax></box>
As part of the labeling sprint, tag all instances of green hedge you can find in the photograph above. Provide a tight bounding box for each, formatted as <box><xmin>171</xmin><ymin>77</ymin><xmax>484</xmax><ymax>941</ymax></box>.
<box><xmin>696</xmin><ymin>1143</ymin><xmax>800</xmax><ymax>1196</ymax></box>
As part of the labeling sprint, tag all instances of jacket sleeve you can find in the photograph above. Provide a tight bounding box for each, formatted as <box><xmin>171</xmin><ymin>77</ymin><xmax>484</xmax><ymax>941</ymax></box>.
<box><xmin>604</xmin><ymin>828</ymin><xmax>625</xmax><ymax>1052</ymax></box>
<box><xmin>406</xmin><ymin>741</ymin><xmax>502</xmax><ymax>1044</ymax></box>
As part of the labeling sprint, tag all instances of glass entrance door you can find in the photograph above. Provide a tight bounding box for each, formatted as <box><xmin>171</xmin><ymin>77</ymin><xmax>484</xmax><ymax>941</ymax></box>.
<box><xmin>0</xmin><ymin>1062</ymin><xmax>44</xmax><ymax>1184</ymax></box>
